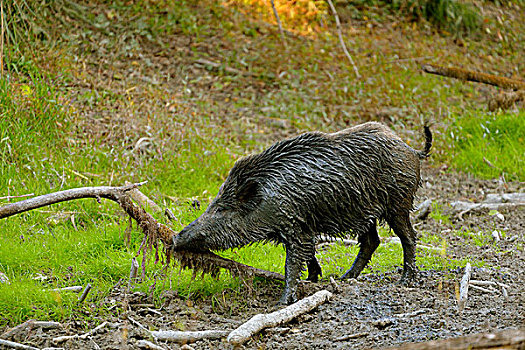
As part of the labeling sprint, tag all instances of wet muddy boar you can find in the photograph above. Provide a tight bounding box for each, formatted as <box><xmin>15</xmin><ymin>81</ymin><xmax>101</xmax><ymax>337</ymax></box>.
<box><xmin>173</xmin><ymin>122</ymin><xmax>432</xmax><ymax>304</ymax></box>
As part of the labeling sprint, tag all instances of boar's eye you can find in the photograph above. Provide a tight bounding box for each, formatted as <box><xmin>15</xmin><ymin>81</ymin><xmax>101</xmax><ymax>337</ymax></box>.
<box><xmin>236</xmin><ymin>180</ymin><xmax>260</xmax><ymax>205</ymax></box>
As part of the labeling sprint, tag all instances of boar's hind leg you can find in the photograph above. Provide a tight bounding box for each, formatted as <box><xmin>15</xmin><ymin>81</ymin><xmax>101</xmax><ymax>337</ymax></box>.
<box><xmin>388</xmin><ymin>212</ymin><xmax>418</xmax><ymax>284</ymax></box>
<box><xmin>341</xmin><ymin>224</ymin><xmax>380</xmax><ymax>280</ymax></box>
<box><xmin>306</xmin><ymin>256</ymin><xmax>322</xmax><ymax>283</ymax></box>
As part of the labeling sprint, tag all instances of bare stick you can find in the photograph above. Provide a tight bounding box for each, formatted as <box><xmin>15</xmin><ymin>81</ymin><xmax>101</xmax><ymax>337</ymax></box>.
<box><xmin>52</xmin><ymin>321</ymin><xmax>108</xmax><ymax>344</ymax></box>
<box><xmin>422</xmin><ymin>64</ymin><xmax>525</xmax><ymax>90</ymax></box>
<box><xmin>0</xmin><ymin>339</ymin><xmax>39</xmax><ymax>350</ymax></box>
<box><xmin>325</xmin><ymin>0</ymin><xmax>360</xmax><ymax>79</ymax></box>
<box><xmin>0</xmin><ymin>183</ymin><xmax>146</xmax><ymax>219</ymax></box>
<box><xmin>78</xmin><ymin>283</ymin><xmax>92</xmax><ymax>303</ymax></box>
<box><xmin>125</xmin><ymin>181</ymin><xmax>161</xmax><ymax>213</ymax></box>
<box><xmin>227</xmin><ymin>290</ymin><xmax>333</xmax><ymax>345</ymax></box>
<box><xmin>394</xmin><ymin>309</ymin><xmax>427</xmax><ymax>318</ymax></box>
<box><xmin>457</xmin><ymin>262</ymin><xmax>472</xmax><ymax>313</ymax></box>
<box><xmin>470</xmin><ymin>284</ymin><xmax>497</xmax><ymax>294</ymax></box>
<box><xmin>470</xmin><ymin>279</ymin><xmax>510</xmax><ymax>289</ymax></box>
<box><xmin>150</xmin><ymin>330</ymin><xmax>229</xmax><ymax>343</ymax></box>
<box><xmin>335</xmin><ymin>332</ymin><xmax>368</xmax><ymax>341</ymax></box>
<box><xmin>136</xmin><ymin>339</ymin><xmax>165</xmax><ymax>350</ymax></box>
<box><xmin>269</xmin><ymin>0</ymin><xmax>287</xmax><ymax>48</ymax></box>
<box><xmin>129</xmin><ymin>257</ymin><xmax>139</xmax><ymax>286</ymax></box>
<box><xmin>0</xmin><ymin>319</ymin><xmax>36</xmax><ymax>339</ymax></box>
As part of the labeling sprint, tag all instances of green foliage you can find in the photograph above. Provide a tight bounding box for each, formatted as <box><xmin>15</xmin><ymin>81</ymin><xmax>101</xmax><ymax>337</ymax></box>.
<box><xmin>449</xmin><ymin>111</ymin><xmax>525</xmax><ymax>181</ymax></box>
<box><xmin>348</xmin><ymin>0</ymin><xmax>482</xmax><ymax>35</ymax></box>
<box><xmin>398</xmin><ymin>0</ymin><xmax>482</xmax><ymax>35</ymax></box>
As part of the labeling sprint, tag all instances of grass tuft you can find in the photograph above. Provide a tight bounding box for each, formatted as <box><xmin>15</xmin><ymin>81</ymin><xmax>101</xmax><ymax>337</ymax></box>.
<box><xmin>449</xmin><ymin>111</ymin><xmax>524</xmax><ymax>181</ymax></box>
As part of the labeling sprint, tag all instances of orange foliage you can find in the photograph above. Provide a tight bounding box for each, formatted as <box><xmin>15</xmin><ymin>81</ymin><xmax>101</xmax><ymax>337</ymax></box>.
<box><xmin>225</xmin><ymin>0</ymin><xmax>328</xmax><ymax>34</ymax></box>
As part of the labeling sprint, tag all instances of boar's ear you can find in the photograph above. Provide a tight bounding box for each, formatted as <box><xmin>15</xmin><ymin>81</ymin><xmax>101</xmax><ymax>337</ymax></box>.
<box><xmin>236</xmin><ymin>180</ymin><xmax>260</xmax><ymax>204</ymax></box>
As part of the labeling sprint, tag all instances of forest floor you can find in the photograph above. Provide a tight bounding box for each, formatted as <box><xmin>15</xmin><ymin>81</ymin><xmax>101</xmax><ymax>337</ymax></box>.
<box><xmin>11</xmin><ymin>167</ymin><xmax>525</xmax><ymax>349</ymax></box>
<box><xmin>1</xmin><ymin>0</ymin><xmax>524</xmax><ymax>349</ymax></box>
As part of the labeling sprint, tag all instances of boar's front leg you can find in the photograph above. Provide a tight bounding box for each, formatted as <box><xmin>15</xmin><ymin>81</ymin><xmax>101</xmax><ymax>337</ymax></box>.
<box><xmin>280</xmin><ymin>239</ymin><xmax>315</xmax><ymax>305</ymax></box>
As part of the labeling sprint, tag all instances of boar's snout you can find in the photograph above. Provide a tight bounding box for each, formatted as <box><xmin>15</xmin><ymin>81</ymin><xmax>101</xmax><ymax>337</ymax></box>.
<box><xmin>172</xmin><ymin>219</ymin><xmax>209</xmax><ymax>252</ymax></box>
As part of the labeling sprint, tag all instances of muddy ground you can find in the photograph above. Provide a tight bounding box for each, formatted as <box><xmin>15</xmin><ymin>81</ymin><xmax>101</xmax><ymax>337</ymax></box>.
<box><xmin>6</xmin><ymin>167</ymin><xmax>523</xmax><ymax>349</ymax></box>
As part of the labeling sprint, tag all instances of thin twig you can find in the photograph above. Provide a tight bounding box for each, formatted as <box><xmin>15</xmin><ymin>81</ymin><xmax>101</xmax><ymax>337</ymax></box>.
<box><xmin>458</xmin><ymin>262</ymin><xmax>472</xmax><ymax>313</ymax></box>
<box><xmin>52</xmin><ymin>321</ymin><xmax>108</xmax><ymax>344</ymax></box>
<box><xmin>78</xmin><ymin>283</ymin><xmax>92</xmax><ymax>303</ymax></box>
<box><xmin>325</xmin><ymin>0</ymin><xmax>360</xmax><ymax>79</ymax></box>
<box><xmin>269</xmin><ymin>0</ymin><xmax>287</xmax><ymax>49</ymax></box>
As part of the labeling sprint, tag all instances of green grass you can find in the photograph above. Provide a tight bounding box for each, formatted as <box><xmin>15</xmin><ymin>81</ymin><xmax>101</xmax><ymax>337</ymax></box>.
<box><xmin>0</xmin><ymin>0</ymin><xmax>521</xmax><ymax>329</ymax></box>
<box><xmin>449</xmin><ymin>111</ymin><xmax>525</xmax><ymax>181</ymax></box>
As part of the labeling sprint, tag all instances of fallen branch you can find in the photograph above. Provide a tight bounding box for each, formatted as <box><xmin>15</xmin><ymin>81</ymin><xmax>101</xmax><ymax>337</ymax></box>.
<box><xmin>78</xmin><ymin>283</ymin><xmax>92</xmax><ymax>303</ymax></box>
<box><xmin>227</xmin><ymin>290</ymin><xmax>333</xmax><ymax>345</ymax></box>
<box><xmin>457</xmin><ymin>262</ymin><xmax>472</xmax><ymax>313</ymax></box>
<box><xmin>52</xmin><ymin>321</ymin><xmax>108</xmax><ymax>344</ymax></box>
<box><xmin>451</xmin><ymin>192</ymin><xmax>525</xmax><ymax>219</ymax></box>
<box><xmin>334</xmin><ymin>332</ymin><xmax>368</xmax><ymax>341</ymax></box>
<box><xmin>150</xmin><ymin>330</ymin><xmax>229</xmax><ymax>343</ymax></box>
<box><xmin>136</xmin><ymin>339</ymin><xmax>165</xmax><ymax>350</ymax></box>
<box><xmin>1</xmin><ymin>320</ymin><xmax>62</xmax><ymax>340</ymax></box>
<box><xmin>0</xmin><ymin>183</ymin><xmax>146</xmax><ymax>219</ymax></box>
<box><xmin>469</xmin><ymin>284</ymin><xmax>497</xmax><ymax>294</ymax></box>
<box><xmin>422</xmin><ymin>64</ymin><xmax>525</xmax><ymax>90</ymax></box>
<box><xmin>470</xmin><ymin>279</ymin><xmax>510</xmax><ymax>290</ymax></box>
<box><xmin>325</xmin><ymin>0</ymin><xmax>360</xmax><ymax>79</ymax></box>
<box><xmin>0</xmin><ymin>184</ymin><xmax>285</xmax><ymax>284</ymax></box>
<box><xmin>380</xmin><ymin>328</ymin><xmax>525</xmax><ymax>350</ymax></box>
<box><xmin>394</xmin><ymin>309</ymin><xmax>427</xmax><ymax>318</ymax></box>
<box><xmin>489</xmin><ymin>90</ymin><xmax>525</xmax><ymax>111</ymax></box>
<box><xmin>0</xmin><ymin>339</ymin><xmax>39</xmax><ymax>350</ymax></box>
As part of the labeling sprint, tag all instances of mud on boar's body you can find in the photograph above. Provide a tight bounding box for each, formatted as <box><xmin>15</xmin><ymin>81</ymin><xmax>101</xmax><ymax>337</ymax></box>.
<box><xmin>173</xmin><ymin>122</ymin><xmax>432</xmax><ymax>304</ymax></box>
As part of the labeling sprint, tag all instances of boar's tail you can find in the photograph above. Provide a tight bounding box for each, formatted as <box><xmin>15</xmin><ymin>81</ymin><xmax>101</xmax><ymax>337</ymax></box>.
<box><xmin>417</xmin><ymin>125</ymin><xmax>432</xmax><ymax>160</ymax></box>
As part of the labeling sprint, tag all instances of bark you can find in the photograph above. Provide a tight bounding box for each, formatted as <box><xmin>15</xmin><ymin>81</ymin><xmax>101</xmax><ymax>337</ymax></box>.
<box><xmin>227</xmin><ymin>290</ymin><xmax>333</xmax><ymax>345</ymax></box>
<box><xmin>421</xmin><ymin>64</ymin><xmax>525</xmax><ymax>90</ymax></box>
<box><xmin>488</xmin><ymin>90</ymin><xmax>525</xmax><ymax>111</ymax></box>
<box><xmin>377</xmin><ymin>328</ymin><xmax>525</xmax><ymax>350</ymax></box>
<box><xmin>150</xmin><ymin>330</ymin><xmax>229</xmax><ymax>343</ymax></box>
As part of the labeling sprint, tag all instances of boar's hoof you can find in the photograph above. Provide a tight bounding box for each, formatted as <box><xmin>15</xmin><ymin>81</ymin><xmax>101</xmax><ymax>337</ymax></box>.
<box><xmin>340</xmin><ymin>268</ymin><xmax>358</xmax><ymax>281</ymax></box>
<box><xmin>398</xmin><ymin>270</ymin><xmax>418</xmax><ymax>286</ymax></box>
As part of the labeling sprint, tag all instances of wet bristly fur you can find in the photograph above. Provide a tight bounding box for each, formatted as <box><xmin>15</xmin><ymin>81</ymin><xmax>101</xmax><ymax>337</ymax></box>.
<box><xmin>173</xmin><ymin>122</ymin><xmax>432</xmax><ymax>304</ymax></box>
